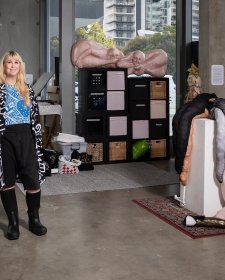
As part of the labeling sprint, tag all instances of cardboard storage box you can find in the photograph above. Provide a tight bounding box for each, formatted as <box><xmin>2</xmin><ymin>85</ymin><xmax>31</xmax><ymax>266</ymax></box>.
<box><xmin>109</xmin><ymin>141</ymin><xmax>127</xmax><ymax>161</ymax></box>
<box><xmin>150</xmin><ymin>81</ymin><xmax>166</xmax><ymax>99</ymax></box>
<box><xmin>150</xmin><ymin>139</ymin><xmax>167</xmax><ymax>158</ymax></box>
<box><xmin>47</xmin><ymin>86</ymin><xmax>60</xmax><ymax>103</ymax></box>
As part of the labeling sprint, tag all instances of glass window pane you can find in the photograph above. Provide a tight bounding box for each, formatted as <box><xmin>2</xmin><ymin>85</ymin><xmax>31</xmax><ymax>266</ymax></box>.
<box><xmin>47</xmin><ymin>0</ymin><xmax>59</xmax><ymax>84</ymax></box>
<box><xmin>192</xmin><ymin>0</ymin><xmax>199</xmax><ymax>41</ymax></box>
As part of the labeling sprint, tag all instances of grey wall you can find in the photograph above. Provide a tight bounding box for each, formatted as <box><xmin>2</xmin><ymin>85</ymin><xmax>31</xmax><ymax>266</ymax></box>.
<box><xmin>199</xmin><ymin>0</ymin><xmax>225</xmax><ymax>97</ymax></box>
<box><xmin>0</xmin><ymin>0</ymin><xmax>40</xmax><ymax>81</ymax></box>
<box><xmin>59</xmin><ymin>0</ymin><xmax>75</xmax><ymax>134</ymax></box>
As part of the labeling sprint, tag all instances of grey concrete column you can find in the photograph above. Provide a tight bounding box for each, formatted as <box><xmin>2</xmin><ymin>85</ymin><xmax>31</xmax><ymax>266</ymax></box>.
<box><xmin>176</xmin><ymin>0</ymin><xmax>192</xmax><ymax>106</ymax></box>
<box><xmin>199</xmin><ymin>0</ymin><xmax>225</xmax><ymax>97</ymax></box>
<box><xmin>59</xmin><ymin>0</ymin><xmax>75</xmax><ymax>134</ymax></box>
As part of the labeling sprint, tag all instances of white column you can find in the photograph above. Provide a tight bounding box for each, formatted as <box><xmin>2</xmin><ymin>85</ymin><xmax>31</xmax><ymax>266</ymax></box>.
<box><xmin>180</xmin><ymin>118</ymin><xmax>224</xmax><ymax>216</ymax></box>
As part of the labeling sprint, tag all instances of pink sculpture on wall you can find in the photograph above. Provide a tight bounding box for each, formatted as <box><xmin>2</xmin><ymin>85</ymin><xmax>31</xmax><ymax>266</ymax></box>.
<box><xmin>71</xmin><ymin>39</ymin><xmax>124</xmax><ymax>69</ymax></box>
<box><xmin>116</xmin><ymin>49</ymin><xmax>168</xmax><ymax>77</ymax></box>
<box><xmin>71</xmin><ymin>39</ymin><xmax>168</xmax><ymax>77</ymax></box>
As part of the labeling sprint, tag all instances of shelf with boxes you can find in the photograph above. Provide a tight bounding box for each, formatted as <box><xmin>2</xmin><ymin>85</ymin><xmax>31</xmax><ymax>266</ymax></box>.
<box><xmin>76</xmin><ymin>68</ymin><xmax>130</xmax><ymax>164</ymax></box>
<box><xmin>128</xmin><ymin>76</ymin><xmax>170</xmax><ymax>161</ymax></box>
<box><xmin>76</xmin><ymin>68</ymin><xmax>170</xmax><ymax>164</ymax></box>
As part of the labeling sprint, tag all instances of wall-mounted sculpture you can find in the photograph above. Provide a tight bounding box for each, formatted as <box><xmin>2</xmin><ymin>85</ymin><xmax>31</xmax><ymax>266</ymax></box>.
<box><xmin>71</xmin><ymin>39</ymin><xmax>168</xmax><ymax>77</ymax></box>
<box><xmin>71</xmin><ymin>39</ymin><xmax>124</xmax><ymax>69</ymax></box>
<box><xmin>116</xmin><ymin>49</ymin><xmax>167</xmax><ymax>77</ymax></box>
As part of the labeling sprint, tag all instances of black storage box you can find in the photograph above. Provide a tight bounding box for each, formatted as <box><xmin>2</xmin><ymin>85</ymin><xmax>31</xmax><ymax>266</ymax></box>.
<box><xmin>129</xmin><ymin>100</ymin><xmax>149</xmax><ymax>120</ymax></box>
<box><xmin>149</xmin><ymin>119</ymin><xmax>167</xmax><ymax>139</ymax></box>
<box><xmin>128</xmin><ymin>78</ymin><xmax>149</xmax><ymax>100</ymax></box>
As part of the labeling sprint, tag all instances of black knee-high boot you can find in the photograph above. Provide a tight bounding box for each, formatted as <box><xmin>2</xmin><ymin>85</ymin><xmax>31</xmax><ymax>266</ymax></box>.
<box><xmin>0</xmin><ymin>188</ymin><xmax>20</xmax><ymax>240</ymax></box>
<box><xmin>26</xmin><ymin>191</ymin><xmax>47</xmax><ymax>236</ymax></box>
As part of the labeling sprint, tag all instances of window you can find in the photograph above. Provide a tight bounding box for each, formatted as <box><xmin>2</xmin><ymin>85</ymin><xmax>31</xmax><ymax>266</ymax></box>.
<box><xmin>192</xmin><ymin>0</ymin><xmax>199</xmax><ymax>41</ymax></box>
<box><xmin>117</xmin><ymin>23</ymin><xmax>123</xmax><ymax>30</ymax></box>
<box><xmin>127</xmin><ymin>23</ymin><xmax>133</xmax><ymax>30</ymax></box>
<box><xmin>117</xmin><ymin>7</ymin><xmax>123</xmax><ymax>12</ymax></box>
<box><xmin>127</xmin><ymin>31</ymin><xmax>132</xmax><ymax>38</ymax></box>
<box><xmin>116</xmin><ymin>31</ymin><xmax>123</xmax><ymax>37</ymax></box>
<box><xmin>47</xmin><ymin>0</ymin><xmax>59</xmax><ymax>73</ymax></box>
<box><xmin>127</xmin><ymin>7</ymin><xmax>132</xmax><ymax>13</ymax></box>
<box><xmin>116</xmin><ymin>15</ymin><xmax>123</xmax><ymax>22</ymax></box>
<box><xmin>127</xmin><ymin>15</ymin><xmax>132</xmax><ymax>22</ymax></box>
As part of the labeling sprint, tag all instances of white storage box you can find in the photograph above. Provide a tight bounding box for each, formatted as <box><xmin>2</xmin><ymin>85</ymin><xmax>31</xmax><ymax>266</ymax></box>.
<box><xmin>54</xmin><ymin>133</ymin><xmax>85</xmax><ymax>143</ymax></box>
<box><xmin>132</xmin><ymin>120</ymin><xmax>149</xmax><ymax>139</ymax></box>
<box><xmin>150</xmin><ymin>100</ymin><xmax>166</xmax><ymax>119</ymax></box>
<box><xmin>107</xmin><ymin>91</ymin><xmax>125</xmax><ymax>110</ymax></box>
<box><xmin>107</xmin><ymin>71</ymin><xmax>125</xmax><ymax>90</ymax></box>
<box><xmin>109</xmin><ymin>116</ymin><xmax>127</xmax><ymax>136</ymax></box>
<box><xmin>52</xmin><ymin>141</ymin><xmax>87</xmax><ymax>157</ymax></box>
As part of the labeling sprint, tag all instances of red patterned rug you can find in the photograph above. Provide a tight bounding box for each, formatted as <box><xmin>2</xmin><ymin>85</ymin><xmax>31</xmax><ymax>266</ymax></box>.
<box><xmin>132</xmin><ymin>196</ymin><xmax>225</xmax><ymax>239</ymax></box>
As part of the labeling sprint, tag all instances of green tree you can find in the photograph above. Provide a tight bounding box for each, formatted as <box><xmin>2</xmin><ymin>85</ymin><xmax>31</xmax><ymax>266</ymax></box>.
<box><xmin>50</xmin><ymin>21</ymin><xmax>115</xmax><ymax>74</ymax></box>
<box><xmin>76</xmin><ymin>22</ymin><xmax>116</xmax><ymax>48</ymax></box>
<box><xmin>122</xmin><ymin>25</ymin><xmax>176</xmax><ymax>77</ymax></box>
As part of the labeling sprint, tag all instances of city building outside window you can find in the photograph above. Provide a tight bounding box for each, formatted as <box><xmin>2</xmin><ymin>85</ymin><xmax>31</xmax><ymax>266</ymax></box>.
<box><xmin>192</xmin><ymin>0</ymin><xmax>199</xmax><ymax>41</ymax></box>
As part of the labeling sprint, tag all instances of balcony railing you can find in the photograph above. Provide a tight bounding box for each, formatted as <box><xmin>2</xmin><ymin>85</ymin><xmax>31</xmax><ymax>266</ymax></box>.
<box><xmin>106</xmin><ymin>25</ymin><xmax>135</xmax><ymax>32</ymax></box>
<box><xmin>105</xmin><ymin>0</ymin><xmax>135</xmax><ymax>9</ymax></box>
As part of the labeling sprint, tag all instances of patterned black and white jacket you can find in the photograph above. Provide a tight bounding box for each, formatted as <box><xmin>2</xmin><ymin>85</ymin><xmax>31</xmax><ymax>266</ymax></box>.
<box><xmin>0</xmin><ymin>83</ymin><xmax>45</xmax><ymax>188</ymax></box>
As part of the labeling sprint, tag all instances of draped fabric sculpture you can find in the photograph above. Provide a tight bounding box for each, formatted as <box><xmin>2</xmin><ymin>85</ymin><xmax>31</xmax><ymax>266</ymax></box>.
<box><xmin>183</xmin><ymin>98</ymin><xmax>225</xmax><ymax>227</ymax></box>
<box><xmin>174</xmin><ymin>96</ymin><xmax>225</xmax><ymax>188</ymax></box>
<box><xmin>71</xmin><ymin>39</ymin><xmax>168</xmax><ymax>77</ymax></box>
<box><xmin>172</xmin><ymin>93</ymin><xmax>217</xmax><ymax>185</ymax></box>
<box><xmin>174</xmin><ymin>95</ymin><xmax>225</xmax><ymax>228</ymax></box>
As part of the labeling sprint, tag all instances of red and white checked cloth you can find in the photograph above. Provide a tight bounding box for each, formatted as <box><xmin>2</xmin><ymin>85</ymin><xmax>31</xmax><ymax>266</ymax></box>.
<box><xmin>58</xmin><ymin>155</ymin><xmax>81</xmax><ymax>174</ymax></box>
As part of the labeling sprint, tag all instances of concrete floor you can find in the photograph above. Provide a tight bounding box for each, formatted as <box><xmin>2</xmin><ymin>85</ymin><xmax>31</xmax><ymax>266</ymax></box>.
<box><xmin>0</xmin><ymin>161</ymin><xmax>225</xmax><ymax>280</ymax></box>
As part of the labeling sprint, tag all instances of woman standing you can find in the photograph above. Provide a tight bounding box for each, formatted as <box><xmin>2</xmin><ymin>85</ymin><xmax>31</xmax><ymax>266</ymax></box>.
<box><xmin>0</xmin><ymin>50</ymin><xmax>47</xmax><ymax>240</ymax></box>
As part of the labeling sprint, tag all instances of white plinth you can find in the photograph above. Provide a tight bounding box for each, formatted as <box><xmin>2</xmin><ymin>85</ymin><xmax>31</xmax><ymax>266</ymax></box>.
<box><xmin>180</xmin><ymin>118</ymin><xmax>224</xmax><ymax>216</ymax></box>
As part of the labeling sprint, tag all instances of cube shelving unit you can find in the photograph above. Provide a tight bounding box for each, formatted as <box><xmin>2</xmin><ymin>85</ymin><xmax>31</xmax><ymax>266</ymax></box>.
<box><xmin>76</xmin><ymin>68</ymin><xmax>170</xmax><ymax>163</ymax></box>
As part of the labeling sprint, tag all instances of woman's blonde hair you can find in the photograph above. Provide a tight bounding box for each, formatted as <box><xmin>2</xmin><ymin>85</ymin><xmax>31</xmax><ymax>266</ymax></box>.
<box><xmin>0</xmin><ymin>50</ymin><xmax>30</xmax><ymax>106</ymax></box>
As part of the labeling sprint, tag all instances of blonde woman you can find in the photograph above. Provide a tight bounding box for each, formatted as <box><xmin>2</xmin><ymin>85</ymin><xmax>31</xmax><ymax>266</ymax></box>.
<box><xmin>0</xmin><ymin>51</ymin><xmax>47</xmax><ymax>240</ymax></box>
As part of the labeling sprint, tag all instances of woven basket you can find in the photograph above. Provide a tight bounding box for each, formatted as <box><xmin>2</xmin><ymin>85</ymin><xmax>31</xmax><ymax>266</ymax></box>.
<box><xmin>87</xmin><ymin>143</ymin><xmax>104</xmax><ymax>162</ymax></box>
